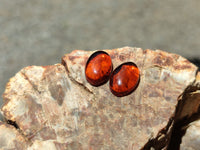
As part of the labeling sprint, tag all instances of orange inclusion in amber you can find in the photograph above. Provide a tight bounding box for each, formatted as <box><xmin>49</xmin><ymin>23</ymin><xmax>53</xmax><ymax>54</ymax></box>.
<box><xmin>109</xmin><ymin>62</ymin><xmax>140</xmax><ymax>97</ymax></box>
<box><xmin>85</xmin><ymin>51</ymin><xmax>113</xmax><ymax>86</ymax></box>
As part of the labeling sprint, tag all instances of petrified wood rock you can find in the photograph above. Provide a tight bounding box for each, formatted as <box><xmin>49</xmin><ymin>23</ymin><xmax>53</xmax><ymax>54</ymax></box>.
<box><xmin>0</xmin><ymin>47</ymin><xmax>199</xmax><ymax>150</ymax></box>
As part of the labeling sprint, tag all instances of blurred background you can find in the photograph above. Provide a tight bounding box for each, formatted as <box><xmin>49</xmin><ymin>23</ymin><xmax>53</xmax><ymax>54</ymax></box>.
<box><xmin>0</xmin><ymin>0</ymin><xmax>200</xmax><ymax>106</ymax></box>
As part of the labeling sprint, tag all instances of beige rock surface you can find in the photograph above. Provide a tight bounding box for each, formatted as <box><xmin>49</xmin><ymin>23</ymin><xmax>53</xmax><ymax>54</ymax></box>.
<box><xmin>0</xmin><ymin>121</ymin><xmax>27</xmax><ymax>149</ymax></box>
<box><xmin>180</xmin><ymin>120</ymin><xmax>200</xmax><ymax>150</ymax></box>
<box><xmin>0</xmin><ymin>47</ymin><xmax>199</xmax><ymax>150</ymax></box>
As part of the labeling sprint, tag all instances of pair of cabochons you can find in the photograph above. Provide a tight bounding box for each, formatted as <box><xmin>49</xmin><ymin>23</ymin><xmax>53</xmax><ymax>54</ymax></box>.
<box><xmin>85</xmin><ymin>51</ymin><xmax>140</xmax><ymax>97</ymax></box>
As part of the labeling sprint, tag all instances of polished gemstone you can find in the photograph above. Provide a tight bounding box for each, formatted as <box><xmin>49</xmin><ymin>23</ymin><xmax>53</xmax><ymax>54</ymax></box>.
<box><xmin>109</xmin><ymin>62</ymin><xmax>140</xmax><ymax>97</ymax></box>
<box><xmin>85</xmin><ymin>51</ymin><xmax>113</xmax><ymax>86</ymax></box>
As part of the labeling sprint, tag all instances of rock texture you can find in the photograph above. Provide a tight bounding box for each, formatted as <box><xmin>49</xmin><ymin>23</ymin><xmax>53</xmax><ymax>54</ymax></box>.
<box><xmin>180</xmin><ymin>120</ymin><xmax>200</xmax><ymax>150</ymax></box>
<box><xmin>0</xmin><ymin>121</ymin><xmax>27</xmax><ymax>149</ymax></box>
<box><xmin>0</xmin><ymin>47</ymin><xmax>199</xmax><ymax>150</ymax></box>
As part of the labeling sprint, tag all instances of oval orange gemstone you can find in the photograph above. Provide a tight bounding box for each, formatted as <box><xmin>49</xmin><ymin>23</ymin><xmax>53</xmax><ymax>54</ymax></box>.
<box><xmin>85</xmin><ymin>51</ymin><xmax>113</xmax><ymax>86</ymax></box>
<box><xmin>109</xmin><ymin>62</ymin><xmax>140</xmax><ymax>97</ymax></box>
